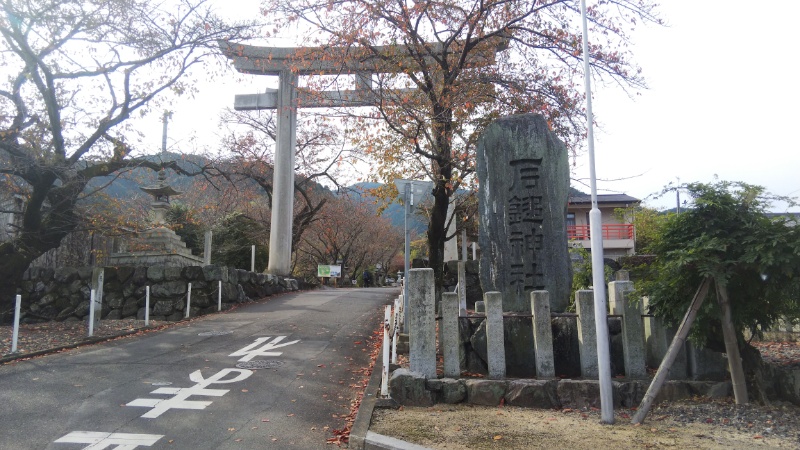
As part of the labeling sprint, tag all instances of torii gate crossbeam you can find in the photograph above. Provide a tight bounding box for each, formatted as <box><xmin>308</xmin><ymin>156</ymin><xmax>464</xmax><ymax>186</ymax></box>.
<box><xmin>219</xmin><ymin>39</ymin><xmax>505</xmax><ymax>276</ymax></box>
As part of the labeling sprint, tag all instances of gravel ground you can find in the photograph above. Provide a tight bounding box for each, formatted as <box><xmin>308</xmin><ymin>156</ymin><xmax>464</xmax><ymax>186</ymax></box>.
<box><xmin>371</xmin><ymin>397</ymin><xmax>800</xmax><ymax>449</ymax></box>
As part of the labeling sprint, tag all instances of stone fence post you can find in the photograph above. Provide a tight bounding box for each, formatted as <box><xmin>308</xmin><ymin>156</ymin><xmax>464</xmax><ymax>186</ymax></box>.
<box><xmin>441</xmin><ymin>292</ymin><xmax>461</xmax><ymax>378</ymax></box>
<box><xmin>484</xmin><ymin>291</ymin><xmax>506</xmax><ymax>379</ymax></box>
<box><xmin>531</xmin><ymin>291</ymin><xmax>555</xmax><ymax>378</ymax></box>
<box><xmin>609</xmin><ymin>279</ymin><xmax>647</xmax><ymax>379</ymax></box>
<box><xmin>575</xmin><ymin>290</ymin><xmax>598</xmax><ymax>378</ymax></box>
<box><xmin>409</xmin><ymin>268</ymin><xmax>436</xmax><ymax>378</ymax></box>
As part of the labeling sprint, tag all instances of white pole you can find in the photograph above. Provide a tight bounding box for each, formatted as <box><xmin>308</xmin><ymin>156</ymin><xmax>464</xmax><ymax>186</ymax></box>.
<box><xmin>145</xmin><ymin>286</ymin><xmax>150</xmax><ymax>327</ymax></box>
<box><xmin>185</xmin><ymin>283</ymin><xmax>192</xmax><ymax>319</ymax></box>
<box><xmin>381</xmin><ymin>305</ymin><xmax>391</xmax><ymax>397</ymax></box>
<box><xmin>11</xmin><ymin>294</ymin><xmax>22</xmax><ymax>353</ymax></box>
<box><xmin>580</xmin><ymin>0</ymin><xmax>614</xmax><ymax>424</ymax></box>
<box><xmin>88</xmin><ymin>289</ymin><xmax>96</xmax><ymax>337</ymax></box>
<box><xmin>218</xmin><ymin>280</ymin><xmax>222</xmax><ymax>311</ymax></box>
<box><xmin>391</xmin><ymin>298</ymin><xmax>399</xmax><ymax>364</ymax></box>
<box><xmin>251</xmin><ymin>245</ymin><xmax>256</xmax><ymax>272</ymax></box>
<box><xmin>472</xmin><ymin>242</ymin><xmax>477</xmax><ymax>261</ymax></box>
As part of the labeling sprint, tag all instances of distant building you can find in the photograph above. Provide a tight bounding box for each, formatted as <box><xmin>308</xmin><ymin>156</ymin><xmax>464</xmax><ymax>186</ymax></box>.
<box><xmin>567</xmin><ymin>194</ymin><xmax>640</xmax><ymax>259</ymax></box>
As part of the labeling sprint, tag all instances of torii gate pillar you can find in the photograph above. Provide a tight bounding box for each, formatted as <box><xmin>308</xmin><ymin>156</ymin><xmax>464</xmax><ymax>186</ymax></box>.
<box><xmin>269</xmin><ymin>70</ymin><xmax>298</xmax><ymax>275</ymax></box>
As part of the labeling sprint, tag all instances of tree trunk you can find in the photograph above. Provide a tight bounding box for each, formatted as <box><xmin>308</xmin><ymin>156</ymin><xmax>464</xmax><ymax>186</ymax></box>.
<box><xmin>715</xmin><ymin>279</ymin><xmax>749</xmax><ymax>404</ymax></box>
<box><xmin>632</xmin><ymin>277</ymin><xmax>711</xmax><ymax>424</ymax></box>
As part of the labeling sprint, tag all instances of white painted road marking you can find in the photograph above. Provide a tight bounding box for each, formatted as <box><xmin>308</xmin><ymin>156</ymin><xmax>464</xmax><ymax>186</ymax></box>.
<box><xmin>229</xmin><ymin>336</ymin><xmax>300</xmax><ymax>362</ymax></box>
<box><xmin>54</xmin><ymin>431</ymin><xmax>163</xmax><ymax>449</ymax></box>
<box><xmin>126</xmin><ymin>368</ymin><xmax>253</xmax><ymax>418</ymax></box>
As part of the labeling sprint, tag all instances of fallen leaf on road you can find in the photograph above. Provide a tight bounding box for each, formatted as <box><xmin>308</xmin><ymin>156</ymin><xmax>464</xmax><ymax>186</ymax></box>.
<box><xmin>261</xmin><ymin>418</ymin><xmax>270</xmax><ymax>422</ymax></box>
<box><xmin>287</xmin><ymin>413</ymin><xmax>295</xmax><ymax>417</ymax></box>
<box><xmin>494</xmin><ymin>435</ymin><xmax>503</xmax><ymax>440</ymax></box>
<box><xmin>241</xmin><ymin>389</ymin><xmax>248</xmax><ymax>392</ymax></box>
<box><xmin>228</xmin><ymin>428</ymin><xmax>236</xmax><ymax>431</ymax></box>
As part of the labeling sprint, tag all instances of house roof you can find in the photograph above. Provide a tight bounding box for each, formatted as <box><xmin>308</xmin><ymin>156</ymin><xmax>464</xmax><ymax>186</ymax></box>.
<box><xmin>568</xmin><ymin>194</ymin><xmax>641</xmax><ymax>205</ymax></box>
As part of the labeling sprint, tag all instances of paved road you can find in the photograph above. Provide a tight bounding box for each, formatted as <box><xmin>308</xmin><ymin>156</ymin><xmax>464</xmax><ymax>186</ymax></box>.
<box><xmin>0</xmin><ymin>287</ymin><xmax>396</xmax><ymax>449</ymax></box>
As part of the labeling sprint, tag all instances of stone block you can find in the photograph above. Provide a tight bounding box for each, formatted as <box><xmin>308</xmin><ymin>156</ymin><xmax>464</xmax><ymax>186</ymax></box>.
<box><xmin>426</xmin><ymin>378</ymin><xmax>467</xmax><ymax>404</ymax></box>
<box><xmin>54</xmin><ymin>268</ymin><xmax>79</xmax><ymax>284</ymax></box>
<box><xmin>152</xmin><ymin>300</ymin><xmax>174</xmax><ymax>316</ymax></box>
<box><xmin>505</xmin><ymin>380</ymin><xmax>560</xmax><ymax>409</ymax></box>
<box><xmin>150</xmin><ymin>281</ymin><xmax>187</xmax><ymax>297</ymax></box>
<box><xmin>707</xmin><ymin>381</ymin><xmax>732</xmax><ymax>399</ymax></box>
<box><xmin>557</xmin><ymin>379</ymin><xmax>619</xmax><ymax>409</ymax></box>
<box><xmin>614</xmin><ymin>380</ymin><xmax>647</xmax><ymax>407</ymax></box>
<box><xmin>147</xmin><ymin>266</ymin><xmax>165</xmax><ymax>282</ymax></box>
<box><xmin>552</xmin><ymin>316</ymin><xmax>581</xmax><ymax>378</ymax></box>
<box><xmin>203</xmin><ymin>265</ymin><xmax>228</xmax><ymax>282</ymax></box>
<box><xmin>388</xmin><ymin>369</ymin><xmax>433</xmax><ymax>407</ymax></box>
<box><xmin>465</xmin><ymin>379</ymin><xmax>507</xmax><ymax>406</ymax></box>
<box><xmin>164</xmin><ymin>267</ymin><xmax>182</xmax><ymax>281</ymax></box>
<box><xmin>654</xmin><ymin>381</ymin><xmax>693</xmax><ymax>404</ymax></box>
<box><xmin>182</xmin><ymin>266</ymin><xmax>204</xmax><ymax>281</ymax></box>
<box><xmin>104</xmin><ymin>309</ymin><xmax>122</xmax><ymax>320</ymax></box>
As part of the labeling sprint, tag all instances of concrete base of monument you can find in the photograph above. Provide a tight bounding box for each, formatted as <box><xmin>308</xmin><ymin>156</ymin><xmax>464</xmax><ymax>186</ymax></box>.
<box><xmin>386</xmin><ymin>368</ymin><xmax>734</xmax><ymax>409</ymax></box>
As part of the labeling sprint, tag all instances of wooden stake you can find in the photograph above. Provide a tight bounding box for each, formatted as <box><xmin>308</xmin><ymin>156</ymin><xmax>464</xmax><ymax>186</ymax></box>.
<box><xmin>716</xmin><ymin>280</ymin><xmax>749</xmax><ymax>404</ymax></box>
<box><xmin>631</xmin><ymin>278</ymin><xmax>711</xmax><ymax>424</ymax></box>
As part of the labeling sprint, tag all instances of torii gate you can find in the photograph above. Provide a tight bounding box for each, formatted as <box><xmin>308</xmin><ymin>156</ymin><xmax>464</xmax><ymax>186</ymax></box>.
<box><xmin>220</xmin><ymin>40</ymin><xmax>506</xmax><ymax>276</ymax></box>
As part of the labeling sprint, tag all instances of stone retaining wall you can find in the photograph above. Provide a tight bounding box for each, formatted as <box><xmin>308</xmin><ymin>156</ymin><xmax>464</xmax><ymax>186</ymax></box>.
<box><xmin>17</xmin><ymin>265</ymin><xmax>300</xmax><ymax>323</ymax></box>
<box><xmin>388</xmin><ymin>368</ymin><xmax>735</xmax><ymax>409</ymax></box>
<box><xmin>389</xmin><ymin>367</ymin><xmax>800</xmax><ymax>408</ymax></box>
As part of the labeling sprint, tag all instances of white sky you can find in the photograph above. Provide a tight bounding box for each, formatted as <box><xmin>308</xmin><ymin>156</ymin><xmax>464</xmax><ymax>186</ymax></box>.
<box><xmin>138</xmin><ymin>0</ymin><xmax>800</xmax><ymax>212</ymax></box>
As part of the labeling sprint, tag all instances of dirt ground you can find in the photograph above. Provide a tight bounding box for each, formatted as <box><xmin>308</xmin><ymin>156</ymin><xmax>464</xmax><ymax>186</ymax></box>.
<box><xmin>370</xmin><ymin>399</ymin><xmax>800</xmax><ymax>449</ymax></box>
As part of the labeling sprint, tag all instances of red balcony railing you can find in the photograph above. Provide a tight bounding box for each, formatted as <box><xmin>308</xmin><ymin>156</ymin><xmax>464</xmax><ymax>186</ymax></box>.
<box><xmin>567</xmin><ymin>224</ymin><xmax>634</xmax><ymax>240</ymax></box>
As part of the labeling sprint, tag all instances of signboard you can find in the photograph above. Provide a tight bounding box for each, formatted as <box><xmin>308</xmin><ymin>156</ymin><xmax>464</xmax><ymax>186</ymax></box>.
<box><xmin>317</xmin><ymin>265</ymin><xmax>342</xmax><ymax>278</ymax></box>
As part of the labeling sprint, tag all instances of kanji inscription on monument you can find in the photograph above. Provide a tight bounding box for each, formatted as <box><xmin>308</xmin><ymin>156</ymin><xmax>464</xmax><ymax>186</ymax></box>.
<box><xmin>477</xmin><ymin>114</ymin><xmax>571</xmax><ymax>313</ymax></box>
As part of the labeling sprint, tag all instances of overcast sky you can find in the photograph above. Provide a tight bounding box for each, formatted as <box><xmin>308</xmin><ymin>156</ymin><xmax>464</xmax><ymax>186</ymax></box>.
<box><xmin>140</xmin><ymin>1</ymin><xmax>800</xmax><ymax>212</ymax></box>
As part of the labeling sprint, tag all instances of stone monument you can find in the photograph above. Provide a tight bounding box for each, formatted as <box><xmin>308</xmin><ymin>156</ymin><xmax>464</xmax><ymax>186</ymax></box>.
<box><xmin>476</xmin><ymin>113</ymin><xmax>571</xmax><ymax>377</ymax></box>
<box><xmin>109</xmin><ymin>112</ymin><xmax>203</xmax><ymax>268</ymax></box>
<box><xmin>477</xmin><ymin>113</ymin><xmax>571</xmax><ymax>312</ymax></box>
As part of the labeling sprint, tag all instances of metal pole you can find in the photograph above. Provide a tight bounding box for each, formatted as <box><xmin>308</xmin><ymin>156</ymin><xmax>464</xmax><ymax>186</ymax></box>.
<box><xmin>11</xmin><ymin>294</ymin><xmax>21</xmax><ymax>353</ymax></box>
<box><xmin>403</xmin><ymin>182</ymin><xmax>411</xmax><ymax>332</ymax></box>
<box><xmin>580</xmin><ymin>0</ymin><xmax>614</xmax><ymax>424</ymax></box>
<box><xmin>145</xmin><ymin>286</ymin><xmax>150</xmax><ymax>327</ymax></box>
<box><xmin>251</xmin><ymin>245</ymin><xmax>256</xmax><ymax>272</ymax></box>
<box><xmin>218</xmin><ymin>280</ymin><xmax>222</xmax><ymax>311</ymax></box>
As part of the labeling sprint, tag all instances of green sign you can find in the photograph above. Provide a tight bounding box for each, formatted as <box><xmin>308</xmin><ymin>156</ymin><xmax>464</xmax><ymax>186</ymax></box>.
<box><xmin>317</xmin><ymin>265</ymin><xmax>342</xmax><ymax>278</ymax></box>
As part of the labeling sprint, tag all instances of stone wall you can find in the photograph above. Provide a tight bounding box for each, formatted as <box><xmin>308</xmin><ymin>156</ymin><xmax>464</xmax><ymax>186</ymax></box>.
<box><xmin>16</xmin><ymin>265</ymin><xmax>299</xmax><ymax>323</ymax></box>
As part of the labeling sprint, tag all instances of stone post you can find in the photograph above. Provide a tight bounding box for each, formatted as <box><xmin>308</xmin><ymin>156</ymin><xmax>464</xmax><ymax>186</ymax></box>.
<box><xmin>457</xmin><ymin>261</ymin><xmax>467</xmax><ymax>314</ymax></box>
<box><xmin>576</xmin><ymin>290</ymin><xmax>598</xmax><ymax>378</ymax></box>
<box><xmin>409</xmin><ymin>268</ymin><xmax>436</xmax><ymax>378</ymax></box>
<box><xmin>530</xmin><ymin>291</ymin><xmax>555</xmax><ymax>378</ymax></box>
<box><xmin>609</xmin><ymin>280</ymin><xmax>647</xmax><ymax>379</ymax></box>
<box><xmin>203</xmin><ymin>230</ymin><xmax>213</xmax><ymax>265</ymax></box>
<box><xmin>441</xmin><ymin>292</ymin><xmax>461</xmax><ymax>378</ymax></box>
<box><xmin>475</xmin><ymin>301</ymin><xmax>485</xmax><ymax>313</ymax></box>
<box><xmin>484</xmin><ymin>292</ymin><xmax>506</xmax><ymax>379</ymax></box>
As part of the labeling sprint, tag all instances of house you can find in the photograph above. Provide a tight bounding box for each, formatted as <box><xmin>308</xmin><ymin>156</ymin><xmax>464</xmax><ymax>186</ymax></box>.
<box><xmin>567</xmin><ymin>193</ymin><xmax>640</xmax><ymax>259</ymax></box>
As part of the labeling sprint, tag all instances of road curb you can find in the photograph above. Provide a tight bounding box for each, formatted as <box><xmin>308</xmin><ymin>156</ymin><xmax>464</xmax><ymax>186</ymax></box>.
<box><xmin>349</xmin><ymin>358</ymin><xmax>430</xmax><ymax>450</ymax></box>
